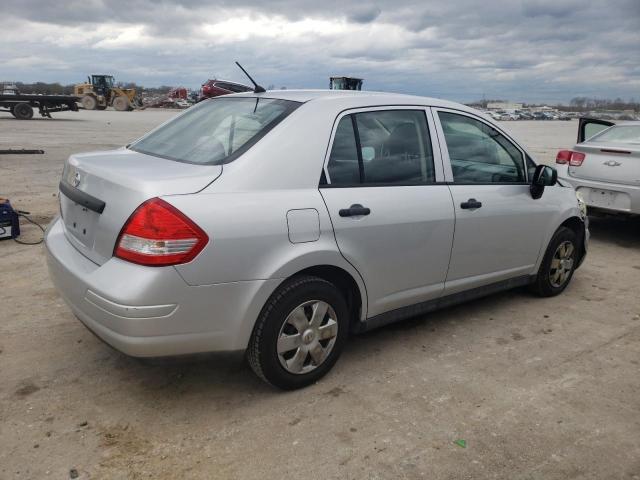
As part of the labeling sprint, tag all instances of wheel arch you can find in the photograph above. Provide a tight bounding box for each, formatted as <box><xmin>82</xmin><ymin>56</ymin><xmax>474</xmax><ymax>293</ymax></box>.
<box><xmin>266</xmin><ymin>248</ymin><xmax>368</xmax><ymax>320</ymax></box>
<box><xmin>236</xmin><ymin>261</ymin><xmax>368</xmax><ymax>352</ymax></box>
<box><xmin>559</xmin><ymin>215</ymin><xmax>587</xmax><ymax>267</ymax></box>
<box><xmin>559</xmin><ymin>216</ymin><xmax>584</xmax><ymax>235</ymax></box>
<box><xmin>290</xmin><ymin>265</ymin><xmax>366</xmax><ymax>331</ymax></box>
<box><xmin>534</xmin><ymin>206</ymin><xmax>587</xmax><ymax>274</ymax></box>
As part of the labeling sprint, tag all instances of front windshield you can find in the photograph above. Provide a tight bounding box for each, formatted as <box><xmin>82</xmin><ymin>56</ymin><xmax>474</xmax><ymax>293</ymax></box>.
<box><xmin>590</xmin><ymin>125</ymin><xmax>640</xmax><ymax>145</ymax></box>
<box><xmin>130</xmin><ymin>97</ymin><xmax>300</xmax><ymax>164</ymax></box>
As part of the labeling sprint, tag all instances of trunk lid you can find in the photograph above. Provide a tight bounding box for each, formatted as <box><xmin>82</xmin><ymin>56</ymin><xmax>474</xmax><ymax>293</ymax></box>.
<box><xmin>59</xmin><ymin>148</ymin><xmax>221</xmax><ymax>265</ymax></box>
<box><xmin>569</xmin><ymin>142</ymin><xmax>640</xmax><ymax>187</ymax></box>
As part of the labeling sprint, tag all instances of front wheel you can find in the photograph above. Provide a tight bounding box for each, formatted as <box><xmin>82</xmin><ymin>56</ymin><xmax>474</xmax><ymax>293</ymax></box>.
<box><xmin>530</xmin><ymin>226</ymin><xmax>578</xmax><ymax>297</ymax></box>
<box><xmin>112</xmin><ymin>95</ymin><xmax>130</xmax><ymax>111</ymax></box>
<box><xmin>247</xmin><ymin>276</ymin><xmax>349</xmax><ymax>390</ymax></box>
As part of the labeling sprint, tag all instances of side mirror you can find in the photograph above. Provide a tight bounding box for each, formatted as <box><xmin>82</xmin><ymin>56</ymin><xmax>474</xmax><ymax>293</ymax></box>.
<box><xmin>530</xmin><ymin>164</ymin><xmax>557</xmax><ymax>199</ymax></box>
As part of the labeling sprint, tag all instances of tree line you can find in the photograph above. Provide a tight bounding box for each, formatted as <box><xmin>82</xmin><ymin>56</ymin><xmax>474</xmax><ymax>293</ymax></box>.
<box><xmin>568</xmin><ymin>97</ymin><xmax>639</xmax><ymax>112</ymax></box>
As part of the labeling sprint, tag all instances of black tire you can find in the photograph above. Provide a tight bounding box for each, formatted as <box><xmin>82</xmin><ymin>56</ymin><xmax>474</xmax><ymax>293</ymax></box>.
<box><xmin>247</xmin><ymin>275</ymin><xmax>349</xmax><ymax>390</ymax></box>
<box><xmin>81</xmin><ymin>95</ymin><xmax>97</xmax><ymax>110</ymax></box>
<box><xmin>13</xmin><ymin>103</ymin><xmax>33</xmax><ymax>120</ymax></box>
<box><xmin>530</xmin><ymin>226</ymin><xmax>578</xmax><ymax>297</ymax></box>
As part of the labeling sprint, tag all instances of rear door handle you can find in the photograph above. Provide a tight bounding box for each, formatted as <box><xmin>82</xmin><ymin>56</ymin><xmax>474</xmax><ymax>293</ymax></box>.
<box><xmin>460</xmin><ymin>198</ymin><xmax>482</xmax><ymax>210</ymax></box>
<box><xmin>339</xmin><ymin>204</ymin><xmax>371</xmax><ymax>217</ymax></box>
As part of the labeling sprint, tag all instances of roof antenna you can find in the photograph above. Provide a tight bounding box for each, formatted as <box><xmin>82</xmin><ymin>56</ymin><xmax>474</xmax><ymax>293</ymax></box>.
<box><xmin>235</xmin><ymin>61</ymin><xmax>266</xmax><ymax>93</ymax></box>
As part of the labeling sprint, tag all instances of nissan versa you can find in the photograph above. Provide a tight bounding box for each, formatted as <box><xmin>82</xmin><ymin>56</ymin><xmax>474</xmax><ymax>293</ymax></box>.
<box><xmin>45</xmin><ymin>91</ymin><xmax>588</xmax><ymax>389</ymax></box>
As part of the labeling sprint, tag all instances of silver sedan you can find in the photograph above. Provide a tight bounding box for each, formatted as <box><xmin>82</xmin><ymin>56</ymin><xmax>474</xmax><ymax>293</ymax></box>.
<box><xmin>46</xmin><ymin>90</ymin><xmax>588</xmax><ymax>389</ymax></box>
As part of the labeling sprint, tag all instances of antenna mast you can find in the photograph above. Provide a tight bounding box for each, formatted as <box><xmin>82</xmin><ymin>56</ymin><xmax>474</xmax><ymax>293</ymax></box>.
<box><xmin>235</xmin><ymin>62</ymin><xmax>266</xmax><ymax>93</ymax></box>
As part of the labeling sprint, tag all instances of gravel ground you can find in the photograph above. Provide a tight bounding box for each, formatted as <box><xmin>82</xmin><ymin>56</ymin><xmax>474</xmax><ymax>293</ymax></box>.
<box><xmin>1</xmin><ymin>109</ymin><xmax>639</xmax><ymax>479</ymax></box>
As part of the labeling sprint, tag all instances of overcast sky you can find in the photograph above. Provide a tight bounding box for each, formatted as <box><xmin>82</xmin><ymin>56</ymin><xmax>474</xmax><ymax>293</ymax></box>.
<box><xmin>1</xmin><ymin>0</ymin><xmax>638</xmax><ymax>103</ymax></box>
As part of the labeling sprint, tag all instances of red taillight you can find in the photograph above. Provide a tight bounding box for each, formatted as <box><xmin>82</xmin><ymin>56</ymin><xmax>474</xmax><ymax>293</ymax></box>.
<box><xmin>556</xmin><ymin>150</ymin><xmax>586</xmax><ymax>166</ymax></box>
<box><xmin>114</xmin><ymin>198</ymin><xmax>208</xmax><ymax>266</ymax></box>
<box><xmin>556</xmin><ymin>150</ymin><xmax>572</xmax><ymax>164</ymax></box>
<box><xmin>569</xmin><ymin>152</ymin><xmax>585</xmax><ymax>166</ymax></box>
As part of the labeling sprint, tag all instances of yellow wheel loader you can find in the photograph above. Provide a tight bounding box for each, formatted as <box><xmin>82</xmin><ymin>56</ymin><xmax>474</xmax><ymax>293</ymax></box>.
<box><xmin>74</xmin><ymin>75</ymin><xmax>142</xmax><ymax>111</ymax></box>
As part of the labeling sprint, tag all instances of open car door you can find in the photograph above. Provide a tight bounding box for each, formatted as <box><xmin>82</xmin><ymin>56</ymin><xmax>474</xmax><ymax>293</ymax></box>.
<box><xmin>578</xmin><ymin>117</ymin><xmax>615</xmax><ymax>143</ymax></box>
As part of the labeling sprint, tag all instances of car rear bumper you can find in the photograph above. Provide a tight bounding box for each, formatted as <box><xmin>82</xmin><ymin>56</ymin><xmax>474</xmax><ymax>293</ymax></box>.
<box><xmin>559</xmin><ymin>174</ymin><xmax>640</xmax><ymax>214</ymax></box>
<box><xmin>45</xmin><ymin>217</ymin><xmax>280</xmax><ymax>357</ymax></box>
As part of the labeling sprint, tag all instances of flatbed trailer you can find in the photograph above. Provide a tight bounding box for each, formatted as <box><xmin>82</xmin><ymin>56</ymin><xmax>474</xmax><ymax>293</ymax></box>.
<box><xmin>0</xmin><ymin>93</ymin><xmax>79</xmax><ymax>119</ymax></box>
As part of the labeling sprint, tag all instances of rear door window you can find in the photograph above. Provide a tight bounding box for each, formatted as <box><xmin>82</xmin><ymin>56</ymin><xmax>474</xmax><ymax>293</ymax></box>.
<box><xmin>438</xmin><ymin>112</ymin><xmax>526</xmax><ymax>183</ymax></box>
<box><xmin>326</xmin><ymin>109</ymin><xmax>435</xmax><ymax>185</ymax></box>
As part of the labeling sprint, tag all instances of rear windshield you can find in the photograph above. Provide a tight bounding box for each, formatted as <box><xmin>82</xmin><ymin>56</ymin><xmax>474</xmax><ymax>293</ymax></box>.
<box><xmin>130</xmin><ymin>97</ymin><xmax>300</xmax><ymax>164</ymax></box>
<box><xmin>590</xmin><ymin>125</ymin><xmax>640</xmax><ymax>145</ymax></box>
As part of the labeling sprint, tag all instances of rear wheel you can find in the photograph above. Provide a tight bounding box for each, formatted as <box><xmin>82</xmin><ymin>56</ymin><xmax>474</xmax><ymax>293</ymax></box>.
<box><xmin>81</xmin><ymin>95</ymin><xmax>97</xmax><ymax>110</ymax></box>
<box><xmin>112</xmin><ymin>95</ymin><xmax>130</xmax><ymax>112</ymax></box>
<box><xmin>247</xmin><ymin>276</ymin><xmax>349</xmax><ymax>390</ymax></box>
<box><xmin>13</xmin><ymin>102</ymin><xmax>33</xmax><ymax>120</ymax></box>
<box><xmin>530</xmin><ymin>227</ymin><xmax>578</xmax><ymax>297</ymax></box>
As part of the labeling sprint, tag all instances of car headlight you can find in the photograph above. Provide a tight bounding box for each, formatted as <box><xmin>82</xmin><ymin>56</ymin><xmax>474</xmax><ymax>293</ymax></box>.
<box><xmin>576</xmin><ymin>190</ymin><xmax>587</xmax><ymax>219</ymax></box>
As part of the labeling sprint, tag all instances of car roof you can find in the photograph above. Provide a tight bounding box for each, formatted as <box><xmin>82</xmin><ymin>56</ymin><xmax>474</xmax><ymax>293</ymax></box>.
<box><xmin>229</xmin><ymin>89</ymin><xmax>476</xmax><ymax>113</ymax></box>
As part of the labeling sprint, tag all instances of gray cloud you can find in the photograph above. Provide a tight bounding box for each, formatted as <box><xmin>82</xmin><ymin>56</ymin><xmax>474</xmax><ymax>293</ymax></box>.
<box><xmin>1</xmin><ymin>0</ymin><xmax>638</xmax><ymax>103</ymax></box>
<box><xmin>347</xmin><ymin>6</ymin><xmax>382</xmax><ymax>23</ymax></box>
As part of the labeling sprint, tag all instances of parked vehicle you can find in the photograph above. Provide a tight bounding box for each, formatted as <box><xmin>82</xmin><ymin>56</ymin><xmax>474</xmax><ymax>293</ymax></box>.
<box><xmin>74</xmin><ymin>74</ymin><xmax>141</xmax><ymax>111</ymax></box>
<box><xmin>556</xmin><ymin>118</ymin><xmax>640</xmax><ymax>216</ymax></box>
<box><xmin>0</xmin><ymin>84</ymin><xmax>79</xmax><ymax>119</ymax></box>
<box><xmin>516</xmin><ymin>110</ymin><xmax>533</xmax><ymax>120</ymax></box>
<box><xmin>198</xmin><ymin>79</ymin><xmax>252</xmax><ymax>101</ymax></box>
<box><xmin>1</xmin><ymin>83</ymin><xmax>18</xmax><ymax>95</ymax></box>
<box><xmin>329</xmin><ymin>76</ymin><xmax>363</xmax><ymax>90</ymax></box>
<box><xmin>45</xmin><ymin>91</ymin><xmax>588</xmax><ymax>389</ymax></box>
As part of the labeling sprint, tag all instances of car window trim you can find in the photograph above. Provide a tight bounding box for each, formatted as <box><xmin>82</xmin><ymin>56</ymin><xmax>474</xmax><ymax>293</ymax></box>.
<box><xmin>350</xmin><ymin>114</ymin><xmax>365</xmax><ymax>183</ymax></box>
<box><xmin>321</xmin><ymin>105</ymin><xmax>444</xmax><ymax>187</ymax></box>
<box><xmin>433</xmin><ymin>107</ymin><xmax>530</xmax><ymax>184</ymax></box>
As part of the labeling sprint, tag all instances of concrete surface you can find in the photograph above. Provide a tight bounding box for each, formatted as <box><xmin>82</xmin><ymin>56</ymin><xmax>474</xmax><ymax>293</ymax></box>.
<box><xmin>1</xmin><ymin>110</ymin><xmax>639</xmax><ymax>479</ymax></box>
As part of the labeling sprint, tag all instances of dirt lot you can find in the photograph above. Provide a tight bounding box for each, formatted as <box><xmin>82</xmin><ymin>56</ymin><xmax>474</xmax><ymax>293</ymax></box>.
<box><xmin>1</xmin><ymin>110</ymin><xmax>639</xmax><ymax>479</ymax></box>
